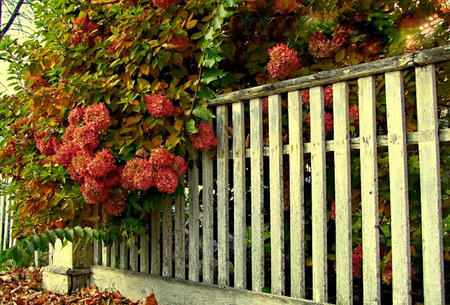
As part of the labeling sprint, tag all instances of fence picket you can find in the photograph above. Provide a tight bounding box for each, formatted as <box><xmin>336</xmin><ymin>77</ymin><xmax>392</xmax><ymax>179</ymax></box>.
<box><xmin>140</xmin><ymin>236</ymin><xmax>150</xmax><ymax>273</ymax></box>
<box><xmin>163</xmin><ymin>198</ymin><xmax>173</xmax><ymax>277</ymax></box>
<box><xmin>130</xmin><ymin>235</ymin><xmax>139</xmax><ymax>272</ymax></box>
<box><xmin>216</xmin><ymin>105</ymin><xmax>230</xmax><ymax>286</ymax></box>
<box><xmin>93</xmin><ymin>205</ymin><xmax>101</xmax><ymax>265</ymax></box>
<box><xmin>269</xmin><ymin>94</ymin><xmax>285</xmax><ymax>296</ymax></box>
<box><xmin>310</xmin><ymin>86</ymin><xmax>327</xmax><ymax>303</ymax></box>
<box><xmin>111</xmin><ymin>242</ymin><xmax>119</xmax><ymax>269</ymax></box>
<box><xmin>250</xmin><ymin>98</ymin><xmax>264</xmax><ymax>292</ymax></box>
<box><xmin>151</xmin><ymin>209</ymin><xmax>161</xmax><ymax>275</ymax></box>
<box><xmin>415</xmin><ymin>64</ymin><xmax>445</xmax><ymax>305</ymax></box>
<box><xmin>232</xmin><ymin>101</ymin><xmax>247</xmax><ymax>289</ymax></box>
<box><xmin>333</xmin><ymin>82</ymin><xmax>352</xmax><ymax>305</ymax></box>
<box><xmin>385</xmin><ymin>71</ymin><xmax>411</xmax><ymax>305</ymax></box>
<box><xmin>0</xmin><ymin>192</ymin><xmax>5</xmax><ymax>251</ymax></box>
<box><xmin>3</xmin><ymin>195</ymin><xmax>11</xmax><ymax>250</ymax></box>
<box><xmin>202</xmin><ymin>142</ymin><xmax>214</xmax><ymax>284</ymax></box>
<box><xmin>188</xmin><ymin>148</ymin><xmax>200</xmax><ymax>282</ymax></box>
<box><xmin>174</xmin><ymin>192</ymin><xmax>185</xmax><ymax>279</ymax></box>
<box><xmin>358</xmin><ymin>76</ymin><xmax>380</xmax><ymax>305</ymax></box>
<box><xmin>102</xmin><ymin>207</ymin><xmax>111</xmax><ymax>267</ymax></box>
<box><xmin>288</xmin><ymin>91</ymin><xmax>305</xmax><ymax>299</ymax></box>
<box><xmin>120</xmin><ymin>240</ymin><xmax>128</xmax><ymax>270</ymax></box>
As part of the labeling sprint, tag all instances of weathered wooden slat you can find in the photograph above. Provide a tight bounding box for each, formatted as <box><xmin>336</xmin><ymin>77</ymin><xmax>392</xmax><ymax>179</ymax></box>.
<box><xmin>310</xmin><ymin>86</ymin><xmax>327</xmax><ymax>303</ymax></box>
<box><xmin>101</xmin><ymin>207</ymin><xmax>110</xmax><ymax>267</ymax></box>
<box><xmin>232</xmin><ymin>101</ymin><xmax>247</xmax><ymax>290</ymax></box>
<box><xmin>163</xmin><ymin>198</ymin><xmax>173</xmax><ymax>277</ymax></box>
<box><xmin>333</xmin><ymin>82</ymin><xmax>352</xmax><ymax>305</ymax></box>
<box><xmin>130</xmin><ymin>235</ymin><xmax>139</xmax><ymax>272</ymax></box>
<box><xmin>237</xmin><ymin>129</ymin><xmax>450</xmax><ymax>158</ymax></box>
<box><xmin>216</xmin><ymin>105</ymin><xmax>230</xmax><ymax>286</ymax></box>
<box><xmin>92</xmin><ymin>265</ymin><xmax>335</xmax><ymax>305</ymax></box>
<box><xmin>415</xmin><ymin>65</ymin><xmax>445</xmax><ymax>305</ymax></box>
<box><xmin>269</xmin><ymin>94</ymin><xmax>285</xmax><ymax>296</ymax></box>
<box><xmin>3</xmin><ymin>195</ymin><xmax>11</xmax><ymax>250</ymax></box>
<box><xmin>120</xmin><ymin>240</ymin><xmax>128</xmax><ymax>270</ymax></box>
<box><xmin>358</xmin><ymin>76</ymin><xmax>380</xmax><ymax>305</ymax></box>
<box><xmin>210</xmin><ymin>46</ymin><xmax>450</xmax><ymax>105</ymax></box>
<box><xmin>202</xmin><ymin>138</ymin><xmax>214</xmax><ymax>284</ymax></box>
<box><xmin>111</xmin><ymin>242</ymin><xmax>119</xmax><ymax>269</ymax></box>
<box><xmin>175</xmin><ymin>192</ymin><xmax>186</xmax><ymax>279</ymax></box>
<box><xmin>385</xmin><ymin>71</ymin><xmax>411</xmax><ymax>305</ymax></box>
<box><xmin>288</xmin><ymin>91</ymin><xmax>305</xmax><ymax>299</ymax></box>
<box><xmin>151</xmin><ymin>209</ymin><xmax>161</xmax><ymax>275</ymax></box>
<box><xmin>140</xmin><ymin>235</ymin><xmax>150</xmax><ymax>273</ymax></box>
<box><xmin>188</xmin><ymin>148</ymin><xmax>200</xmax><ymax>282</ymax></box>
<box><xmin>249</xmin><ymin>98</ymin><xmax>264</xmax><ymax>292</ymax></box>
<box><xmin>93</xmin><ymin>205</ymin><xmax>102</xmax><ymax>265</ymax></box>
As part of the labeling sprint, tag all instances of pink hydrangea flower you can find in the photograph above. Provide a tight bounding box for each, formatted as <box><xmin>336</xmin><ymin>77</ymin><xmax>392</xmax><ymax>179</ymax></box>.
<box><xmin>150</xmin><ymin>147</ymin><xmax>174</xmax><ymax>167</ymax></box>
<box><xmin>145</xmin><ymin>94</ymin><xmax>174</xmax><ymax>118</ymax></box>
<box><xmin>189</xmin><ymin>123</ymin><xmax>218</xmax><ymax>151</ymax></box>
<box><xmin>324</xmin><ymin>85</ymin><xmax>333</xmax><ymax>108</ymax></box>
<box><xmin>73</xmin><ymin>125</ymin><xmax>100</xmax><ymax>150</ymax></box>
<box><xmin>68</xmin><ymin>107</ymin><xmax>85</xmax><ymax>126</ymax></box>
<box><xmin>104</xmin><ymin>189</ymin><xmax>128</xmax><ymax>216</ymax></box>
<box><xmin>267</xmin><ymin>43</ymin><xmax>300</xmax><ymax>78</ymax></box>
<box><xmin>87</xmin><ymin>149</ymin><xmax>117</xmax><ymax>178</ymax></box>
<box><xmin>273</xmin><ymin>0</ymin><xmax>301</xmax><ymax>15</ymax></box>
<box><xmin>121</xmin><ymin>158</ymin><xmax>154</xmax><ymax>191</ymax></box>
<box><xmin>349</xmin><ymin>104</ymin><xmax>359</xmax><ymax>125</ymax></box>
<box><xmin>172</xmin><ymin>155</ymin><xmax>188</xmax><ymax>177</ymax></box>
<box><xmin>34</xmin><ymin>131</ymin><xmax>58</xmax><ymax>156</ymax></box>
<box><xmin>154</xmin><ymin>167</ymin><xmax>178</xmax><ymax>194</ymax></box>
<box><xmin>53</xmin><ymin>141</ymin><xmax>80</xmax><ymax>167</ymax></box>
<box><xmin>71</xmin><ymin>149</ymin><xmax>94</xmax><ymax>178</ymax></box>
<box><xmin>304</xmin><ymin>112</ymin><xmax>333</xmax><ymax>135</ymax></box>
<box><xmin>152</xmin><ymin>0</ymin><xmax>178</xmax><ymax>8</ymax></box>
<box><xmin>80</xmin><ymin>176</ymin><xmax>109</xmax><ymax>204</ymax></box>
<box><xmin>84</xmin><ymin>103</ymin><xmax>112</xmax><ymax>133</ymax></box>
<box><xmin>352</xmin><ymin>244</ymin><xmax>363</xmax><ymax>278</ymax></box>
<box><xmin>308</xmin><ymin>32</ymin><xmax>338</xmax><ymax>58</ymax></box>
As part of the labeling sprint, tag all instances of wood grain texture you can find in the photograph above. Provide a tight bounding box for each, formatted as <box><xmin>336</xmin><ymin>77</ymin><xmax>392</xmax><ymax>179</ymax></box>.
<box><xmin>287</xmin><ymin>91</ymin><xmax>305</xmax><ymax>299</ymax></box>
<box><xmin>358</xmin><ymin>76</ymin><xmax>380</xmax><ymax>305</ymax></box>
<box><xmin>310</xmin><ymin>86</ymin><xmax>327</xmax><ymax>303</ymax></box>
<box><xmin>188</xmin><ymin>147</ymin><xmax>200</xmax><ymax>282</ymax></box>
<box><xmin>140</xmin><ymin>236</ymin><xmax>150</xmax><ymax>273</ymax></box>
<box><xmin>111</xmin><ymin>242</ymin><xmax>119</xmax><ymax>269</ymax></box>
<box><xmin>91</xmin><ymin>265</ymin><xmax>333</xmax><ymax>305</ymax></box>
<box><xmin>332</xmin><ymin>82</ymin><xmax>352</xmax><ymax>305</ymax></box>
<box><xmin>92</xmin><ymin>205</ymin><xmax>102</xmax><ymax>265</ymax></box>
<box><xmin>210</xmin><ymin>46</ymin><xmax>450</xmax><ymax>105</ymax></box>
<box><xmin>385</xmin><ymin>71</ymin><xmax>411</xmax><ymax>305</ymax></box>
<box><xmin>162</xmin><ymin>198</ymin><xmax>173</xmax><ymax>277</ymax></box>
<box><xmin>232</xmin><ymin>101</ymin><xmax>246</xmax><ymax>289</ymax></box>
<box><xmin>202</xmin><ymin>139</ymin><xmax>214</xmax><ymax>284</ymax></box>
<box><xmin>0</xmin><ymin>192</ymin><xmax>6</xmax><ymax>251</ymax></box>
<box><xmin>130</xmin><ymin>235</ymin><xmax>139</xmax><ymax>272</ymax></box>
<box><xmin>415</xmin><ymin>65</ymin><xmax>445</xmax><ymax>305</ymax></box>
<box><xmin>269</xmin><ymin>94</ymin><xmax>285</xmax><ymax>296</ymax></box>
<box><xmin>174</xmin><ymin>192</ymin><xmax>186</xmax><ymax>280</ymax></box>
<box><xmin>151</xmin><ymin>209</ymin><xmax>161</xmax><ymax>275</ymax></box>
<box><xmin>216</xmin><ymin>105</ymin><xmax>230</xmax><ymax>286</ymax></box>
<box><xmin>249</xmin><ymin>98</ymin><xmax>264</xmax><ymax>292</ymax></box>
<box><xmin>120</xmin><ymin>240</ymin><xmax>128</xmax><ymax>270</ymax></box>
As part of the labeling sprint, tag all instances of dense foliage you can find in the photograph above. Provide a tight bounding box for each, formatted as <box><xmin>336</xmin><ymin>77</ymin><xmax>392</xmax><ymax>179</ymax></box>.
<box><xmin>0</xmin><ymin>0</ymin><xmax>449</xmax><ymax>297</ymax></box>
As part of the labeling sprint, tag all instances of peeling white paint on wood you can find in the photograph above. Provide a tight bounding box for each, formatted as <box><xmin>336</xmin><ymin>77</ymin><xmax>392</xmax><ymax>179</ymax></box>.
<box><xmin>358</xmin><ymin>76</ymin><xmax>380</xmax><ymax>305</ymax></box>
<box><xmin>385</xmin><ymin>71</ymin><xmax>411</xmax><ymax>305</ymax></box>
<box><xmin>415</xmin><ymin>65</ymin><xmax>445</xmax><ymax>305</ymax></box>
<box><xmin>288</xmin><ymin>91</ymin><xmax>305</xmax><ymax>299</ymax></box>
<box><xmin>269</xmin><ymin>94</ymin><xmax>285</xmax><ymax>296</ymax></box>
<box><xmin>310</xmin><ymin>86</ymin><xmax>327</xmax><ymax>303</ymax></box>
<box><xmin>249</xmin><ymin>98</ymin><xmax>264</xmax><ymax>292</ymax></box>
<box><xmin>333</xmin><ymin>81</ymin><xmax>352</xmax><ymax>305</ymax></box>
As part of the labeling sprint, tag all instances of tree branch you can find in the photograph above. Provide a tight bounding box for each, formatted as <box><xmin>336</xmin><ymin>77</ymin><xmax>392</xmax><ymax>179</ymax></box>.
<box><xmin>0</xmin><ymin>0</ymin><xmax>25</xmax><ymax>41</ymax></box>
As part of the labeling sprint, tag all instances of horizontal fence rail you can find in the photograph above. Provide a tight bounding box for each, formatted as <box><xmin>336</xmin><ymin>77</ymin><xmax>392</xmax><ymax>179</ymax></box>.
<box><xmin>89</xmin><ymin>47</ymin><xmax>449</xmax><ymax>305</ymax></box>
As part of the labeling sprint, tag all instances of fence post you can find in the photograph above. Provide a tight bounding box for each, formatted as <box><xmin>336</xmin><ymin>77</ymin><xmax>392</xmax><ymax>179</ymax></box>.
<box><xmin>43</xmin><ymin>238</ymin><xmax>93</xmax><ymax>294</ymax></box>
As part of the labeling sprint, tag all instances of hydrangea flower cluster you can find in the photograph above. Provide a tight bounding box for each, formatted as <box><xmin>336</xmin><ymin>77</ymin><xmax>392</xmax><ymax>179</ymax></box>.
<box><xmin>27</xmin><ymin>76</ymin><xmax>48</xmax><ymax>90</ymax></box>
<box><xmin>84</xmin><ymin>103</ymin><xmax>112</xmax><ymax>133</ymax></box>
<box><xmin>262</xmin><ymin>98</ymin><xmax>269</xmax><ymax>116</ymax></box>
<box><xmin>167</xmin><ymin>35</ymin><xmax>190</xmax><ymax>52</ymax></box>
<box><xmin>0</xmin><ymin>139</ymin><xmax>16</xmax><ymax>159</ymax></box>
<box><xmin>104</xmin><ymin>189</ymin><xmax>128</xmax><ymax>216</ymax></box>
<box><xmin>121</xmin><ymin>147</ymin><xmax>187</xmax><ymax>194</ymax></box>
<box><xmin>301</xmin><ymin>85</ymin><xmax>333</xmax><ymax>108</ymax></box>
<box><xmin>273</xmin><ymin>0</ymin><xmax>302</xmax><ymax>15</ymax></box>
<box><xmin>68</xmin><ymin>15</ymin><xmax>98</xmax><ymax>47</ymax></box>
<box><xmin>34</xmin><ymin>131</ymin><xmax>58</xmax><ymax>156</ymax></box>
<box><xmin>308</xmin><ymin>32</ymin><xmax>340</xmax><ymax>58</ymax></box>
<box><xmin>152</xmin><ymin>0</ymin><xmax>178</xmax><ymax>8</ymax></box>
<box><xmin>189</xmin><ymin>123</ymin><xmax>218</xmax><ymax>151</ymax></box>
<box><xmin>145</xmin><ymin>94</ymin><xmax>174</xmax><ymax>118</ymax></box>
<box><xmin>349</xmin><ymin>104</ymin><xmax>359</xmax><ymax>125</ymax></box>
<box><xmin>267</xmin><ymin>43</ymin><xmax>300</xmax><ymax>79</ymax></box>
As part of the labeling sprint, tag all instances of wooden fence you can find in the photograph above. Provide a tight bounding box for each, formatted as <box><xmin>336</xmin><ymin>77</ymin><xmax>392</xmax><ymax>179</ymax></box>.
<box><xmin>0</xmin><ymin>180</ymin><xmax>15</xmax><ymax>253</ymax></box>
<box><xmin>2</xmin><ymin>45</ymin><xmax>433</xmax><ymax>304</ymax></box>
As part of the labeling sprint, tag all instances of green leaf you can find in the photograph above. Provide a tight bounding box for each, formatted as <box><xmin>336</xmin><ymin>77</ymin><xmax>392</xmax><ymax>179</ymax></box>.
<box><xmin>39</xmin><ymin>234</ymin><xmax>49</xmax><ymax>251</ymax></box>
<box><xmin>224</xmin><ymin>0</ymin><xmax>237</xmax><ymax>7</ymax></box>
<box><xmin>74</xmin><ymin>226</ymin><xmax>84</xmax><ymax>238</ymax></box>
<box><xmin>335</xmin><ymin>49</ymin><xmax>346</xmax><ymax>62</ymax></box>
<box><xmin>64</xmin><ymin>229</ymin><xmax>74</xmax><ymax>242</ymax></box>
<box><xmin>201</xmin><ymin>69</ymin><xmax>228</xmax><ymax>84</ymax></box>
<box><xmin>45</xmin><ymin>231</ymin><xmax>57</xmax><ymax>246</ymax></box>
<box><xmin>8</xmin><ymin>247</ymin><xmax>22</xmax><ymax>264</ymax></box>
<box><xmin>32</xmin><ymin>236</ymin><xmax>41</xmax><ymax>250</ymax></box>
<box><xmin>192</xmin><ymin>104</ymin><xmax>214</xmax><ymax>120</ymax></box>
<box><xmin>197</xmin><ymin>87</ymin><xmax>216</xmax><ymax>101</ymax></box>
<box><xmin>54</xmin><ymin>228</ymin><xmax>65</xmax><ymax>241</ymax></box>
<box><xmin>186</xmin><ymin>119</ymin><xmax>198</xmax><ymax>134</ymax></box>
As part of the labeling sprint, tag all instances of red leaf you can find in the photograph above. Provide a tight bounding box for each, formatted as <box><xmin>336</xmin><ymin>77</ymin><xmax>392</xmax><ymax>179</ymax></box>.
<box><xmin>144</xmin><ymin>290</ymin><xmax>159</xmax><ymax>305</ymax></box>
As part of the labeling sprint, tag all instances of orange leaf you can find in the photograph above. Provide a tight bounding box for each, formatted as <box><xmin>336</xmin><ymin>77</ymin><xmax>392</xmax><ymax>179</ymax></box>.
<box><xmin>144</xmin><ymin>290</ymin><xmax>159</xmax><ymax>305</ymax></box>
